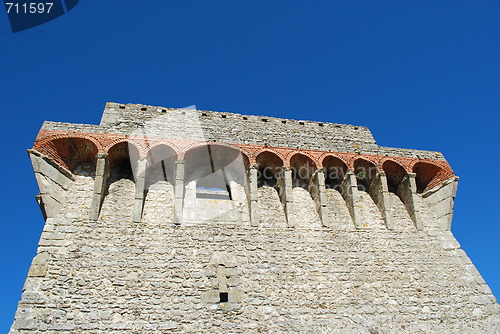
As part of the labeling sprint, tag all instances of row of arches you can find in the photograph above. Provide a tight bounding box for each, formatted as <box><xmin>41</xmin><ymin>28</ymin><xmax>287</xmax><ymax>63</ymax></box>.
<box><xmin>101</xmin><ymin>143</ymin><xmax>249</xmax><ymax>201</ymax></box>
<box><xmin>255</xmin><ymin>151</ymin><xmax>444</xmax><ymax>194</ymax></box>
<box><xmin>35</xmin><ymin>136</ymin><xmax>449</xmax><ymax>194</ymax></box>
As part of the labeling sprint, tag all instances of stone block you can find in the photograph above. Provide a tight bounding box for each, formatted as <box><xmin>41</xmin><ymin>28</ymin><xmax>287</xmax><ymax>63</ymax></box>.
<box><xmin>28</xmin><ymin>265</ymin><xmax>47</xmax><ymax>277</ymax></box>
<box><xmin>228</xmin><ymin>287</ymin><xmax>244</xmax><ymax>303</ymax></box>
<box><xmin>12</xmin><ymin>319</ymin><xmax>37</xmax><ymax>330</ymax></box>
<box><xmin>48</xmin><ymin>323</ymin><xmax>76</xmax><ymax>331</ymax></box>
<box><xmin>201</xmin><ymin>290</ymin><xmax>220</xmax><ymax>304</ymax></box>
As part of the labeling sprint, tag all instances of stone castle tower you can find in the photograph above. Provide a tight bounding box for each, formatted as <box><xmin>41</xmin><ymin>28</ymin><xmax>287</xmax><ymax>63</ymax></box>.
<box><xmin>11</xmin><ymin>102</ymin><xmax>500</xmax><ymax>333</ymax></box>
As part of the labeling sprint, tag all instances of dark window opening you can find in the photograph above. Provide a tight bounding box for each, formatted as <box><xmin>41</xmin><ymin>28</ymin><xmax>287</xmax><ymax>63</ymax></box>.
<box><xmin>107</xmin><ymin>142</ymin><xmax>140</xmax><ymax>184</ymax></box>
<box><xmin>356</xmin><ymin>175</ymin><xmax>370</xmax><ymax>191</ymax></box>
<box><xmin>141</xmin><ymin>107</ymin><xmax>147</xmax><ymax>111</ymax></box>
<box><xmin>323</xmin><ymin>156</ymin><xmax>348</xmax><ymax>192</ymax></box>
<box><xmin>290</xmin><ymin>154</ymin><xmax>316</xmax><ymax>190</ymax></box>
<box><xmin>291</xmin><ymin>169</ymin><xmax>309</xmax><ymax>189</ymax></box>
<box><xmin>219</xmin><ymin>292</ymin><xmax>228</xmax><ymax>303</ymax></box>
<box><xmin>258</xmin><ymin>167</ymin><xmax>278</xmax><ymax>188</ymax></box>
<box><xmin>325</xmin><ymin>170</ymin><xmax>344</xmax><ymax>191</ymax></box>
<box><xmin>110</xmin><ymin>158</ymin><xmax>134</xmax><ymax>182</ymax></box>
<box><xmin>354</xmin><ymin>159</ymin><xmax>377</xmax><ymax>192</ymax></box>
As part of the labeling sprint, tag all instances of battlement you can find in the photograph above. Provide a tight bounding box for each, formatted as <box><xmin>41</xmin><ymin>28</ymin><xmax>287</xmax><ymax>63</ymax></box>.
<box><xmin>99</xmin><ymin>102</ymin><xmax>377</xmax><ymax>146</ymax></box>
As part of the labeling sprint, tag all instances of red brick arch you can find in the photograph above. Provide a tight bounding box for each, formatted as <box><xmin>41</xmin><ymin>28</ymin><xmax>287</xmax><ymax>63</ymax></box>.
<box><xmin>284</xmin><ymin>151</ymin><xmax>317</xmax><ymax>168</ymax></box>
<box><xmin>34</xmin><ymin>135</ymin><xmax>100</xmax><ymax>173</ymax></box>
<box><xmin>144</xmin><ymin>141</ymin><xmax>181</xmax><ymax>159</ymax></box>
<box><xmin>35</xmin><ymin>133</ymin><xmax>103</xmax><ymax>152</ymax></box>
<box><xmin>104</xmin><ymin>139</ymin><xmax>146</xmax><ymax>157</ymax></box>
<box><xmin>412</xmin><ymin>161</ymin><xmax>448</xmax><ymax>193</ymax></box>
<box><xmin>350</xmin><ymin>156</ymin><xmax>379</xmax><ymax>172</ymax></box>
<box><xmin>180</xmin><ymin>141</ymin><xmax>249</xmax><ymax>162</ymax></box>
<box><xmin>319</xmin><ymin>153</ymin><xmax>349</xmax><ymax>170</ymax></box>
<box><xmin>379</xmin><ymin>157</ymin><xmax>412</xmax><ymax>173</ymax></box>
<box><xmin>256</xmin><ymin>150</ymin><xmax>284</xmax><ymax>168</ymax></box>
<box><xmin>31</xmin><ymin>128</ymin><xmax>457</xmax><ymax>191</ymax></box>
<box><xmin>254</xmin><ymin>149</ymin><xmax>286</xmax><ymax>166</ymax></box>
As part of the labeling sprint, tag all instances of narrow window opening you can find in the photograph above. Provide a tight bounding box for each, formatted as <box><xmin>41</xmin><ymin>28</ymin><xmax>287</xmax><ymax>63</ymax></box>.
<box><xmin>141</xmin><ymin>107</ymin><xmax>147</xmax><ymax>111</ymax></box>
<box><xmin>219</xmin><ymin>292</ymin><xmax>228</xmax><ymax>303</ymax></box>
<box><xmin>222</xmin><ymin>115</ymin><xmax>227</xmax><ymax>118</ymax></box>
<box><xmin>119</xmin><ymin>105</ymin><xmax>125</xmax><ymax>109</ymax></box>
<box><xmin>161</xmin><ymin>160</ymin><xmax>168</xmax><ymax>182</ymax></box>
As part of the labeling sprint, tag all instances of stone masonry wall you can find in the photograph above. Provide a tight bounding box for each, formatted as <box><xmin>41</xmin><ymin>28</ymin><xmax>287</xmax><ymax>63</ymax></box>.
<box><xmin>10</xmin><ymin>171</ymin><xmax>500</xmax><ymax>333</ymax></box>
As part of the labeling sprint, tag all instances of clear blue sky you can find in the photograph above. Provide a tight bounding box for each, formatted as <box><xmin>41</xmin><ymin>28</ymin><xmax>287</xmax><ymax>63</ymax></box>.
<box><xmin>1</xmin><ymin>1</ymin><xmax>499</xmax><ymax>330</ymax></box>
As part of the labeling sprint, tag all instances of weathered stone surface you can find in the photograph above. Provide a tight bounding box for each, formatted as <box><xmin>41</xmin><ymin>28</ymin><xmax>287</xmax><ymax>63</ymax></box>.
<box><xmin>12</xmin><ymin>174</ymin><xmax>500</xmax><ymax>332</ymax></box>
<box><xmin>11</xmin><ymin>103</ymin><xmax>500</xmax><ymax>333</ymax></box>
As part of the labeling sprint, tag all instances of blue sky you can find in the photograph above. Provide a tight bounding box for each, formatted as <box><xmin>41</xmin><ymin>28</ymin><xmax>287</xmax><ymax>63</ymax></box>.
<box><xmin>0</xmin><ymin>0</ymin><xmax>499</xmax><ymax>330</ymax></box>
